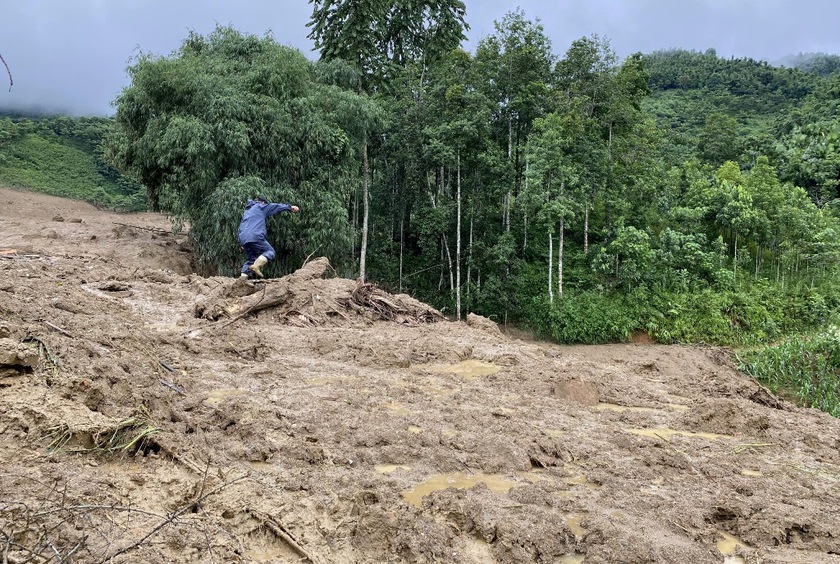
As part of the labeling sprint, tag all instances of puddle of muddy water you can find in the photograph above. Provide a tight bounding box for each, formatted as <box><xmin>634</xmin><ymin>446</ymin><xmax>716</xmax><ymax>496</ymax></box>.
<box><xmin>427</xmin><ymin>359</ymin><xmax>501</xmax><ymax>378</ymax></box>
<box><xmin>564</xmin><ymin>473</ymin><xmax>600</xmax><ymax>489</ymax></box>
<box><xmin>204</xmin><ymin>389</ymin><xmax>247</xmax><ymax>406</ymax></box>
<box><xmin>594</xmin><ymin>403</ymin><xmax>659</xmax><ymax>413</ymax></box>
<box><xmin>403</xmin><ymin>468</ymin><xmax>594</xmax><ymax>508</ymax></box>
<box><xmin>626</xmin><ymin>428</ymin><xmax>731</xmax><ymax>441</ymax></box>
<box><xmin>403</xmin><ymin>472</ymin><xmax>517</xmax><ymax>507</ymax></box>
<box><xmin>376</xmin><ymin>464</ymin><xmax>412</xmax><ymax>474</ymax></box>
<box><xmin>384</xmin><ymin>401</ymin><xmax>412</xmax><ymax>416</ymax></box>
<box><xmin>717</xmin><ymin>531</ymin><xmax>749</xmax><ymax>563</ymax></box>
<box><xmin>564</xmin><ymin>512</ymin><xmax>586</xmax><ymax>537</ymax></box>
<box><xmin>595</xmin><ymin>402</ymin><xmax>689</xmax><ymax>413</ymax></box>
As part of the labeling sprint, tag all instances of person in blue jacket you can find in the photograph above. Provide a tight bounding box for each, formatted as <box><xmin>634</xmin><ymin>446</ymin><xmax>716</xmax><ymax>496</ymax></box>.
<box><xmin>237</xmin><ymin>196</ymin><xmax>299</xmax><ymax>279</ymax></box>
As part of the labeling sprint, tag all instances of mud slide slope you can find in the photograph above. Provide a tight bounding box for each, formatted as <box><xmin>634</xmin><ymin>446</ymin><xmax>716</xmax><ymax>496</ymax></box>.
<box><xmin>2</xmin><ymin>187</ymin><xmax>839</xmax><ymax>564</ymax></box>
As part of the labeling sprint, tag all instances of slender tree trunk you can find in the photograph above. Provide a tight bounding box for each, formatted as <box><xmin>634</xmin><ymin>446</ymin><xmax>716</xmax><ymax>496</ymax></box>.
<box><xmin>352</xmin><ymin>175</ymin><xmax>358</xmax><ymax>261</ymax></box>
<box><xmin>548</xmin><ymin>233</ymin><xmax>554</xmax><ymax>304</ymax></box>
<box><xmin>733</xmin><ymin>231</ymin><xmax>738</xmax><ymax>287</ymax></box>
<box><xmin>359</xmin><ymin>137</ymin><xmax>370</xmax><ymax>281</ymax></box>
<box><xmin>523</xmin><ymin>157</ymin><xmax>529</xmax><ymax>249</ymax></box>
<box><xmin>467</xmin><ymin>199</ymin><xmax>474</xmax><ymax>313</ymax></box>
<box><xmin>584</xmin><ymin>203</ymin><xmax>589</xmax><ymax>255</ymax></box>
<box><xmin>558</xmin><ymin>217</ymin><xmax>564</xmax><ymax>297</ymax></box>
<box><xmin>505</xmin><ymin>109</ymin><xmax>512</xmax><ymax>232</ymax></box>
<box><xmin>443</xmin><ymin>233</ymin><xmax>454</xmax><ymax>296</ymax></box>
<box><xmin>605</xmin><ymin>123</ymin><xmax>614</xmax><ymax>230</ymax></box>
<box><xmin>427</xmin><ymin>166</ymin><xmax>454</xmax><ymax>299</ymax></box>
<box><xmin>456</xmin><ymin>150</ymin><xmax>462</xmax><ymax>321</ymax></box>
<box><xmin>399</xmin><ymin>214</ymin><xmax>404</xmax><ymax>292</ymax></box>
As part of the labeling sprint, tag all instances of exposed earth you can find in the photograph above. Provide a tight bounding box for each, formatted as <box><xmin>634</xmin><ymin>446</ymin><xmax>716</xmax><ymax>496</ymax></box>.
<box><xmin>1</xmin><ymin>186</ymin><xmax>840</xmax><ymax>564</ymax></box>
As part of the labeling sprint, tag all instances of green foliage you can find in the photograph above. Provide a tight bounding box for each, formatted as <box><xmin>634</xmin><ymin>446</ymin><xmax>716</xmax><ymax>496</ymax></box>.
<box><xmin>107</xmin><ymin>25</ymin><xmax>377</xmax><ymax>275</ymax></box>
<box><xmin>524</xmin><ymin>291</ymin><xmax>640</xmax><ymax>345</ymax></box>
<box><xmin>308</xmin><ymin>0</ymin><xmax>468</xmax><ymax>91</ymax></box>
<box><xmin>737</xmin><ymin>330</ymin><xmax>840</xmax><ymax>417</ymax></box>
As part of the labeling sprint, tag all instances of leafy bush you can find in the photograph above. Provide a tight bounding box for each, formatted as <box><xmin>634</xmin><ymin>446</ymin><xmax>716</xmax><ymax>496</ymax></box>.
<box><xmin>523</xmin><ymin>291</ymin><xmax>640</xmax><ymax>344</ymax></box>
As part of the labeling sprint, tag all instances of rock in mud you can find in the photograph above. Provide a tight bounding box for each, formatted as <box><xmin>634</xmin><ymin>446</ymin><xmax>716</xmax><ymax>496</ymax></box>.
<box><xmin>0</xmin><ymin>338</ymin><xmax>39</xmax><ymax>371</ymax></box>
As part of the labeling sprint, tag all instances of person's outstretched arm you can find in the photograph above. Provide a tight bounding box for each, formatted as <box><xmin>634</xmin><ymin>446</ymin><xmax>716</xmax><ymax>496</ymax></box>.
<box><xmin>263</xmin><ymin>203</ymin><xmax>298</xmax><ymax>216</ymax></box>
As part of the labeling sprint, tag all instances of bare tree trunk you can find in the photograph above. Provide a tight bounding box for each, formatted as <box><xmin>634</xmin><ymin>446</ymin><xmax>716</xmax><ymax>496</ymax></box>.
<box><xmin>523</xmin><ymin>158</ymin><xmax>529</xmax><ymax>249</ymax></box>
<box><xmin>467</xmin><ymin>200</ymin><xmax>474</xmax><ymax>313</ymax></box>
<box><xmin>456</xmin><ymin>150</ymin><xmax>462</xmax><ymax>321</ymax></box>
<box><xmin>427</xmin><ymin>169</ymin><xmax>454</xmax><ymax>301</ymax></box>
<box><xmin>359</xmin><ymin>138</ymin><xmax>370</xmax><ymax>281</ymax></box>
<box><xmin>443</xmin><ymin>233</ymin><xmax>454</xmax><ymax>295</ymax></box>
<box><xmin>733</xmin><ymin>231</ymin><xmax>738</xmax><ymax>287</ymax></box>
<box><xmin>352</xmin><ymin>173</ymin><xmax>359</xmax><ymax>261</ymax></box>
<box><xmin>505</xmin><ymin>110</ymin><xmax>512</xmax><ymax>232</ymax></box>
<box><xmin>548</xmin><ymin>233</ymin><xmax>554</xmax><ymax>304</ymax></box>
<box><xmin>558</xmin><ymin>217</ymin><xmax>564</xmax><ymax>297</ymax></box>
<box><xmin>584</xmin><ymin>203</ymin><xmax>589</xmax><ymax>255</ymax></box>
<box><xmin>399</xmin><ymin>214</ymin><xmax>404</xmax><ymax>292</ymax></box>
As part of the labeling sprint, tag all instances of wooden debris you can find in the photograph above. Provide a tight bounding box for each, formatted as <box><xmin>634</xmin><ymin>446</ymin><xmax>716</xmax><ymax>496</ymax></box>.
<box><xmin>196</xmin><ymin>257</ymin><xmax>444</xmax><ymax>327</ymax></box>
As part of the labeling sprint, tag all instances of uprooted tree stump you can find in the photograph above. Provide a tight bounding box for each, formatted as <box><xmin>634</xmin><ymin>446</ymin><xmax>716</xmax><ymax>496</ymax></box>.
<box><xmin>195</xmin><ymin>257</ymin><xmax>444</xmax><ymax>327</ymax></box>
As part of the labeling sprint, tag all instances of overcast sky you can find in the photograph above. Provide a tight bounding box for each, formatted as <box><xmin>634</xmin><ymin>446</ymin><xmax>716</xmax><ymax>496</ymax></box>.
<box><xmin>1</xmin><ymin>0</ymin><xmax>838</xmax><ymax>116</ymax></box>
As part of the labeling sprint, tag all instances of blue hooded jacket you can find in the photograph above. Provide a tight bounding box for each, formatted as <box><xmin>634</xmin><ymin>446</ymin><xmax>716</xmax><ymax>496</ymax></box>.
<box><xmin>237</xmin><ymin>199</ymin><xmax>292</xmax><ymax>245</ymax></box>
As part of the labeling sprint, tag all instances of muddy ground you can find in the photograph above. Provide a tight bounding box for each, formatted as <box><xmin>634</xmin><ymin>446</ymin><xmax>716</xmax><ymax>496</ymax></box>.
<box><xmin>1</xmin><ymin>186</ymin><xmax>839</xmax><ymax>564</ymax></box>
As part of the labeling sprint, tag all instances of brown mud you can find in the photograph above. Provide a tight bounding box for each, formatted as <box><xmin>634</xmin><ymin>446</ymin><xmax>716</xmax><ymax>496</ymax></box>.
<box><xmin>1</xmin><ymin>187</ymin><xmax>840</xmax><ymax>563</ymax></box>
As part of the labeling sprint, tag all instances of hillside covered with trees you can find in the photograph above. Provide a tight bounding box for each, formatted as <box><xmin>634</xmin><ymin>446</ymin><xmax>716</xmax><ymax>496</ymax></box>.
<box><xmin>3</xmin><ymin>5</ymin><xmax>839</xmax><ymax>359</ymax></box>
<box><xmin>0</xmin><ymin>114</ymin><xmax>144</xmax><ymax>210</ymax></box>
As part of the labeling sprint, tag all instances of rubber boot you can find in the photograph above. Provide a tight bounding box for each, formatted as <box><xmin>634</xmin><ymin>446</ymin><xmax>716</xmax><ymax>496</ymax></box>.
<box><xmin>239</xmin><ymin>272</ymin><xmax>249</xmax><ymax>280</ymax></box>
<box><xmin>249</xmin><ymin>255</ymin><xmax>268</xmax><ymax>278</ymax></box>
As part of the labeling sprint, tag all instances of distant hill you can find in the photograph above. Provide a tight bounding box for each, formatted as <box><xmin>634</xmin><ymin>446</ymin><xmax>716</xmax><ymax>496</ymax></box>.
<box><xmin>774</xmin><ymin>52</ymin><xmax>840</xmax><ymax>76</ymax></box>
<box><xmin>0</xmin><ymin>113</ymin><xmax>145</xmax><ymax>211</ymax></box>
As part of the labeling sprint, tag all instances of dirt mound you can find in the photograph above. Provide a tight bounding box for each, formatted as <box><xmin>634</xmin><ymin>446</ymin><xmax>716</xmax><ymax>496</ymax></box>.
<box><xmin>195</xmin><ymin>256</ymin><xmax>444</xmax><ymax>327</ymax></box>
<box><xmin>2</xmin><ymin>186</ymin><xmax>840</xmax><ymax>564</ymax></box>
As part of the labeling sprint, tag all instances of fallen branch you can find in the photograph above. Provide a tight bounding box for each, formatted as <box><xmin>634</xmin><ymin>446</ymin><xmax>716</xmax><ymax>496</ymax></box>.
<box><xmin>102</xmin><ymin>474</ymin><xmax>247</xmax><ymax>563</ymax></box>
<box><xmin>215</xmin><ymin>283</ymin><xmax>268</xmax><ymax>330</ymax></box>
<box><xmin>159</xmin><ymin>379</ymin><xmax>186</xmax><ymax>395</ymax></box>
<box><xmin>248</xmin><ymin>510</ymin><xmax>318</xmax><ymax>564</ymax></box>
<box><xmin>43</xmin><ymin>320</ymin><xmax>74</xmax><ymax>338</ymax></box>
<box><xmin>730</xmin><ymin>443</ymin><xmax>775</xmax><ymax>455</ymax></box>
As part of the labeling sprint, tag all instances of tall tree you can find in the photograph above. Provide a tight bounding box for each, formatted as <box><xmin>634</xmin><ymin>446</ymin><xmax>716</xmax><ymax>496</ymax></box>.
<box><xmin>475</xmin><ymin>8</ymin><xmax>554</xmax><ymax>233</ymax></box>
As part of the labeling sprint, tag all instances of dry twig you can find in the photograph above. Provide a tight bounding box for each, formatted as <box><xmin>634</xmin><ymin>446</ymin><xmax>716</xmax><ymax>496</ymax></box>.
<box><xmin>101</xmin><ymin>474</ymin><xmax>247</xmax><ymax>563</ymax></box>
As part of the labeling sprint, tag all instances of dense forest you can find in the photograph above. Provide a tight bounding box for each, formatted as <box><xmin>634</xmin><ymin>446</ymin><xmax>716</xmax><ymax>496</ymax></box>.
<box><xmin>2</xmin><ymin>4</ymin><xmax>839</xmax><ymax>359</ymax></box>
